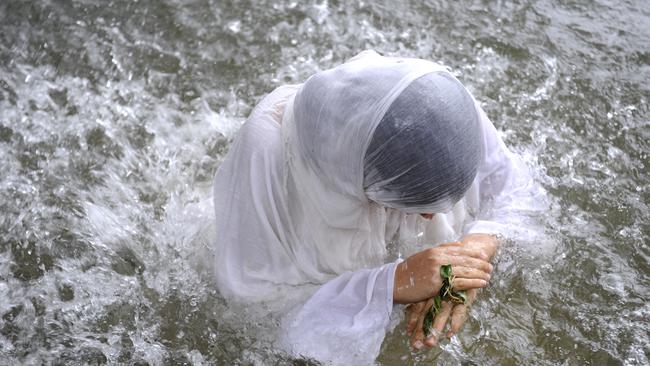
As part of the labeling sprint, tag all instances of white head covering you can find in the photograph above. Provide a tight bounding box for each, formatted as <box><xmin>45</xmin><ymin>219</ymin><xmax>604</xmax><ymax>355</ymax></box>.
<box><xmin>213</xmin><ymin>51</ymin><xmax>483</xmax><ymax>301</ymax></box>
<box><xmin>364</xmin><ymin>71</ymin><xmax>483</xmax><ymax>213</ymax></box>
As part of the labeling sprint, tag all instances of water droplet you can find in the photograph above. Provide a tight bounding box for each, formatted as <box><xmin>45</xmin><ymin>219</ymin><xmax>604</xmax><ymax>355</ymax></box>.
<box><xmin>227</xmin><ymin>20</ymin><xmax>241</xmax><ymax>34</ymax></box>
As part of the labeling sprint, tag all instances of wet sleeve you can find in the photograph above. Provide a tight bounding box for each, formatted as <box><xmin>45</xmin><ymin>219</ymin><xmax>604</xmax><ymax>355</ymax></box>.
<box><xmin>282</xmin><ymin>261</ymin><xmax>400</xmax><ymax>365</ymax></box>
<box><xmin>463</xmin><ymin>103</ymin><xmax>534</xmax><ymax>235</ymax></box>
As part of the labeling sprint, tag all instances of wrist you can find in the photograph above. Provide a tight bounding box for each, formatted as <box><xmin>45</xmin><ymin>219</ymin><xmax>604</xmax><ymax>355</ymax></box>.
<box><xmin>393</xmin><ymin>261</ymin><xmax>407</xmax><ymax>304</ymax></box>
<box><xmin>393</xmin><ymin>260</ymin><xmax>418</xmax><ymax>304</ymax></box>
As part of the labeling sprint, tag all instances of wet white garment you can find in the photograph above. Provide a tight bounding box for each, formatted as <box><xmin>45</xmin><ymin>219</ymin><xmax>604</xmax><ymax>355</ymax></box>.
<box><xmin>212</xmin><ymin>51</ymin><xmax>526</xmax><ymax>364</ymax></box>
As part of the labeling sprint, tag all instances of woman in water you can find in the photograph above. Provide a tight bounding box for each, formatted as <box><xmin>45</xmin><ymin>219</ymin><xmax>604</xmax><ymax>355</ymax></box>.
<box><xmin>212</xmin><ymin>50</ymin><xmax>522</xmax><ymax>364</ymax></box>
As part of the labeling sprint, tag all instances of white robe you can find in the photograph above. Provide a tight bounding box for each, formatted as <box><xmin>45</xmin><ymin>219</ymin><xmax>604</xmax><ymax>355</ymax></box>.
<box><xmin>212</xmin><ymin>51</ymin><xmax>528</xmax><ymax>364</ymax></box>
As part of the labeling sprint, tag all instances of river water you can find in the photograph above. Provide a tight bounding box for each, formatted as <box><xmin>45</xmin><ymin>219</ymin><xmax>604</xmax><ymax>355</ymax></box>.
<box><xmin>0</xmin><ymin>0</ymin><xmax>648</xmax><ymax>365</ymax></box>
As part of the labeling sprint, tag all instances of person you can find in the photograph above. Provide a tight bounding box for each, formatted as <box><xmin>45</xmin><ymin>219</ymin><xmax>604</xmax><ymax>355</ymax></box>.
<box><xmin>212</xmin><ymin>50</ymin><xmax>525</xmax><ymax>364</ymax></box>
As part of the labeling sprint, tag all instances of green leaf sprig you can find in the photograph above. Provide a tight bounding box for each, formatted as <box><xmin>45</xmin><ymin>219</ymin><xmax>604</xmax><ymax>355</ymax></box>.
<box><xmin>422</xmin><ymin>264</ymin><xmax>467</xmax><ymax>337</ymax></box>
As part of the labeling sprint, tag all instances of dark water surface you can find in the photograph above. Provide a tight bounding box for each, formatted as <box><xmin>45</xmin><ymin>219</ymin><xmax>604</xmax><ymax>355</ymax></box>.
<box><xmin>1</xmin><ymin>0</ymin><xmax>648</xmax><ymax>365</ymax></box>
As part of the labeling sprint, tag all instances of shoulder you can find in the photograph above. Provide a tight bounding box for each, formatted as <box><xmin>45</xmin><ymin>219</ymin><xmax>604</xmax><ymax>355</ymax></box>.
<box><xmin>231</xmin><ymin>85</ymin><xmax>300</xmax><ymax>157</ymax></box>
<box><xmin>249</xmin><ymin>84</ymin><xmax>301</xmax><ymax>123</ymax></box>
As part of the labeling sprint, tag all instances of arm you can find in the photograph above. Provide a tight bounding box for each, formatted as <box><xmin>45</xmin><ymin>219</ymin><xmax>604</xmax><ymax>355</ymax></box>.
<box><xmin>407</xmin><ymin>102</ymin><xmax>528</xmax><ymax>349</ymax></box>
<box><xmin>282</xmin><ymin>262</ymin><xmax>398</xmax><ymax>365</ymax></box>
<box><xmin>283</xmin><ymin>239</ymin><xmax>494</xmax><ymax>363</ymax></box>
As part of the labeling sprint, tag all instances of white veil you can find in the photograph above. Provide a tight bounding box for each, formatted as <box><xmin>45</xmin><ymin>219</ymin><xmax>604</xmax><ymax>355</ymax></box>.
<box><xmin>213</xmin><ymin>50</ymin><xmax>484</xmax><ymax>300</ymax></box>
<box><xmin>212</xmin><ymin>50</ymin><xmax>531</xmax><ymax>363</ymax></box>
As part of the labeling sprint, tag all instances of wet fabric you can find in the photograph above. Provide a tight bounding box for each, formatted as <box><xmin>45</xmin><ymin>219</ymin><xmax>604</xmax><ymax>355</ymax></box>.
<box><xmin>364</xmin><ymin>72</ymin><xmax>484</xmax><ymax>213</ymax></box>
<box><xmin>212</xmin><ymin>51</ymin><xmax>526</xmax><ymax>364</ymax></box>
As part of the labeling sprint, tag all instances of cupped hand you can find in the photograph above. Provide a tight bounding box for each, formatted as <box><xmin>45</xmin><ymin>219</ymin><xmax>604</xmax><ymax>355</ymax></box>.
<box><xmin>393</xmin><ymin>241</ymin><xmax>493</xmax><ymax>304</ymax></box>
<box><xmin>403</xmin><ymin>233</ymin><xmax>500</xmax><ymax>350</ymax></box>
<box><xmin>406</xmin><ymin>289</ymin><xmax>479</xmax><ymax>349</ymax></box>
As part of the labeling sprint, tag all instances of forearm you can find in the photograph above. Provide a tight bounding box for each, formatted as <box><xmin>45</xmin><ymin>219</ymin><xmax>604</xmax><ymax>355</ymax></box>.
<box><xmin>285</xmin><ymin>262</ymin><xmax>398</xmax><ymax>363</ymax></box>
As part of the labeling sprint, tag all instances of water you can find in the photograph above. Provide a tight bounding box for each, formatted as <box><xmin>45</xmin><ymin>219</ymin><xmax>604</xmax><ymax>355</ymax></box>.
<box><xmin>0</xmin><ymin>0</ymin><xmax>648</xmax><ymax>364</ymax></box>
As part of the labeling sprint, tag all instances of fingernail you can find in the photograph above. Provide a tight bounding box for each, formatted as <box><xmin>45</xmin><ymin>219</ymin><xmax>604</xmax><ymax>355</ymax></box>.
<box><xmin>414</xmin><ymin>340</ymin><xmax>423</xmax><ymax>350</ymax></box>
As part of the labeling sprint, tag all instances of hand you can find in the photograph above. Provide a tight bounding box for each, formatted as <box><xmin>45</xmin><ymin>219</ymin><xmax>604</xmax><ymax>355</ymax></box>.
<box><xmin>405</xmin><ymin>297</ymin><xmax>451</xmax><ymax>350</ymax></box>
<box><xmin>445</xmin><ymin>288</ymin><xmax>477</xmax><ymax>338</ymax></box>
<box><xmin>440</xmin><ymin>234</ymin><xmax>499</xmax><ymax>338</ymax></box>
<box><xmin>405</xmin><ymin>233</ymin><xmax>500</xmax><ymax>350</ymax></box>
<box><xmin>406</xmin><ymin>289</ymin><xmax>479</xmax><ymax>350</ymax></box>
<box><xmin>393</xmin><ymin>241</ymin><xmax>493</xmax><ymax>304</ymax></box>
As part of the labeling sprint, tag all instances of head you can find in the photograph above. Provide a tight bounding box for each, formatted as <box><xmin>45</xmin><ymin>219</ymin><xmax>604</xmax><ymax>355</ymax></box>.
<box><xmin>363</xmin><ymin>72</ymin><xmax>483</xmax><ymax>215</ymax></box>
<box><xmin>290</xmin><ymin>51</ymin><xmax>482</xmax><ymax>216</ymax></box>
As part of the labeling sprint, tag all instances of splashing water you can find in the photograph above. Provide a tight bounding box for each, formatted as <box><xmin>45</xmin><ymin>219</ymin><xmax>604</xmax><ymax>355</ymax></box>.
<box><xmin>0</xmin><ymin>0</ymin><xmax>648</xmax><ymax>364</ymax></box>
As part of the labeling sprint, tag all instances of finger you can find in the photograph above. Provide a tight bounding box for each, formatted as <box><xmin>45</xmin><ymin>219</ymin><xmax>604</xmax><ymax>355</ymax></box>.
<box><xmin>410</xmin><ymin>298</ymin><xmax>433</xmax><ymax>350</ymax></box>
<box><xmin>425</xmin><ymin>300</ymin><xmax>453</xmax><ymax>347</ymax></box>
<box><xmin>437</xmin><ymin>241</ymin><xmax>462</xmax><ymax>247</ymax></box>
<box><xmin>438</xmin><ymin>246</ymin><xmax>490</xmax><ymax>261</ymax></box>
<box><xmin>452</xmin><ymin>278</ymin><xmax>488</xmax><ymax>291</ymax></box>
<box><xmin>448</xmin><ymin>289</ymin><xmax>478</xmax><ymax>337</ymax></box>
<box><xmin>406</xmin><ymin>301</ymin><xmax>426</xmax><ymax>336</ymax></box>
<box><xmin>452</xmin><ymin>256</ymin><xmax>493</xmax><ymax>273</ymax></box>
<box><xmin>452</xmin><ymin>266</ymin><xmax>492</xmax><ymax>281</ymax></box>
<box><xmin>435</xmin><ymin>253</ymin><xmax>493</xmax><ymax>273</ymax></box>
<box><xmin>448</xmin><ymin>304</ymin><xmax>468</xmax><ymax>337</ymax></box>
<box><xmin>465</xmin><ymin>288</ymin><xmax>478</xmax><ymax>305</ymax></box>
